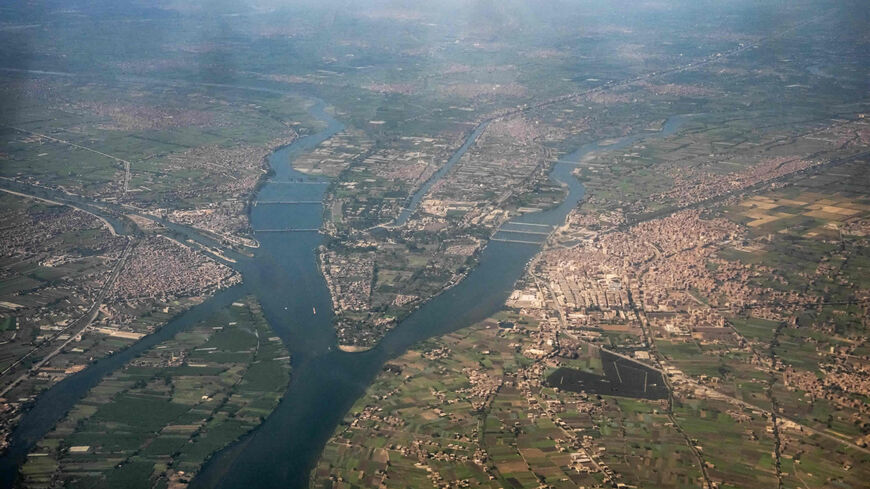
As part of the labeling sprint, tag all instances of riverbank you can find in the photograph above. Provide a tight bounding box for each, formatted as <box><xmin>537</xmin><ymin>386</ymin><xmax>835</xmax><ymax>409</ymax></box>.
<box><xmin>16</xmin><ymin>296</ymin><xmax>291</xmax><ymax>488</ymax></box>
<box><xmin>337</xmin><ymin>344</ymin><xmax>372</xmax><ymax>353</ymax></box>
<box><xmin>192</xmin><ymin>109</ymin><xmax>591</xmax><ymax>489</ymax></box>
<box><xmin>3</xmin><ymin>98</ymin><xmax>687</xmax><ymax>489</ymax></box>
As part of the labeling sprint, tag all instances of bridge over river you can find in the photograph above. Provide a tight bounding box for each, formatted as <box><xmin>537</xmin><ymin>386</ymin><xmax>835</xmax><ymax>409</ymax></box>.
<box><xmin>0</xmin><ymin>90</ymin><xmax>690</xmax><ymax>489</ymax></box>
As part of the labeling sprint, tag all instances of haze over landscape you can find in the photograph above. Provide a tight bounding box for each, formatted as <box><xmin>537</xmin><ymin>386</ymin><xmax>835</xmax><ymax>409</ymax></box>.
<box><xmin>0</xmin><ymin>1</ymin><xmax>869</xmax><ymax>488</ymax></box>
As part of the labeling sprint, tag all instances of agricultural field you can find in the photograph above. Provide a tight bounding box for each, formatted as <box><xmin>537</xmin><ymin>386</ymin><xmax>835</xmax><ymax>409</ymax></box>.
<box><xmin>19</xmin><ymin>296</ymin><xmax>290</xmax><ymax>489</ymax></box>
<box><xmin>0</xmin><ymin>1</ymin><xmax>868</xmax><ymax>488</ymax></box>
<box><xmin>315</xmin><ymin>298</ymin><xmax>870</xmax><ymax>489</ymax></box>
<box><xmin>314</xmin><ymin>149</ymin><xmax>870</xmax><ymax>486</ymax></box>
<box><xmin>0</xmin><ymin>75</ymin><xmax>319</xmax><ymax>241</ymax></box>
<box><xmin>641</xmin><ymin>161</ymin><xmax>870</xmax><ymax>488</ymax></box>
<box><xmin>0</xmin><ymin>193</ymin><xmax>129</xmax><ymax>392</ymax></box>
<box><xmin>312</xmin><ymin>311</ymin><xmax>729</xmax><ymax>489</ymax></box>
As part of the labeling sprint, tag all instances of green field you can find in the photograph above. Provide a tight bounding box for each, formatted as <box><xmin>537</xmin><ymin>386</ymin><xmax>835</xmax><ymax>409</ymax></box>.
<box><xmin>20</xmin><ymin>297</ymin><xmax>291</xmax><ymax>489</ymax></box>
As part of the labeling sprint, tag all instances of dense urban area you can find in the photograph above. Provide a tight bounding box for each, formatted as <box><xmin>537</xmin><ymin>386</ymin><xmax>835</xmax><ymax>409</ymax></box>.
<box><xmin>0</xmin><ymin>0</ymin><xmax>868</xmax><ymax>488</ymax></box>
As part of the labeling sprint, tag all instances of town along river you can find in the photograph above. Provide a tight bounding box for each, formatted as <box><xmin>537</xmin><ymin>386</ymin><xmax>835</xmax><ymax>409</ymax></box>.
<box><xmin>0</xmin><ymin>95</ymin><xmax>687</xmax><ymax>488</ymax></box>
<box><xmin>192</xmin><ymin>114</ymin><xmax>689</xmax><ymax>488</ymax></box>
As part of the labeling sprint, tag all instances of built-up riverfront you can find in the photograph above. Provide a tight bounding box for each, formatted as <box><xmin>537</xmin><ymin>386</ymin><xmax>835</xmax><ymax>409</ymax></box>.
<box><xmin>1</xmin><ymin>97</ymin><xmax>689</xmax><ymax>489</ymax></box>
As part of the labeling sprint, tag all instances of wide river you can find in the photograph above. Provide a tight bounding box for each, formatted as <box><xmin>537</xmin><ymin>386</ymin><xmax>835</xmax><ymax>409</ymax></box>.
<box><xmin>0</xmin><ymin>96</ymin><xmax>687</xmax><ymax>488</ymax></box>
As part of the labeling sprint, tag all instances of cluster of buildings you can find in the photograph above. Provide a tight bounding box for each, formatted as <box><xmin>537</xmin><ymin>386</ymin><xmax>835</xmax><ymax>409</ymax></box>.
<box><xmin>319</xmin><ymin>249</ymin><xmax>374</xmax><ymax>312</ymax></box>
<box><xmin>0</xmin><ymin>227</ymin><xmax>240</xmax><ymax>454</ymax></box>
<box><xmin>783</xmin><ymin>359</ymin><xmax>870</xmax><ymax>419</ymax></box>
<box><xmin>361</xmin><ymin>136</ymin><xmax>450</xmax><ymax>185</ymax></box>
<box><xmin>348</xmin><ymin>405</ymin><xmax>406</xmax><ymax>431</ymax></box>
<box><xmin>0</xmin><ymin>200</ymin><xmax>126</xmax><ymax>364</ymax></box>
<box><xmin>527</xmin><ymin>211</ymin><xmax>736</xmax><ymax>348</ymax></box>
<box><xmin>0</xmin><ymin>202</ymin><xmax>124</xmax><ymax>262</ymax></box>
<box><xmin>165</xmin><ymin>204</ymin><xmax>251</xmax><ymax>245</ymax></box>
<box><xmin>637</xmin><ymin>81</ymin><xmax>714</xmax><ymax>97</ymax></box>
<box><xmin>648</xmin><ymin>156</ymin><xmax>817</xmax><ymax>211</ymax></box>
<box><xmin>439</xmin><ymin>82</ymin><xmax>528</xmax><ymax>99</ymax></box>
<box><xmin>110</xmin><ymin>236</ymin><xmax>240</xmax><ymax>301</ymax></box>
<box><xmin>64</xmin><ymin>100</ymin><xmax>221</xmax><ymax>132</ymax></box>
<box><xmin>525</xmin><ymin>210</ymin><xmax>753</xmax><ymax>359</ymax></box>
<box><xmin>145</xmin><ymin>135</ymin><xmax>297</xmax><ymax>242</ymax></box>
<box><xmin>0</xmin><ymin>200</ymin><xmax>126</xmax><ymax>446</ymax></box>
<box><xmin>327</xmin><ymin>133</ymin><xmax>455</xmax><ymax>229</ymax></box>
<box><xmin>458</xmin><ymin>367</ymin><xmax>503</xmax><ymax>411</ymax></box>
<box><xmin>429</xmin><ymin>117</ymin><xmax>549</xmax><ymax>207</ymax></box>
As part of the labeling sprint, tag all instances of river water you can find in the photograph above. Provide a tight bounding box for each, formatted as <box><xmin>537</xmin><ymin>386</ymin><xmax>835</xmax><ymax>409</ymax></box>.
<box><xmin>0</xmin><ymin>96</ymin><xmax>687</xmax><ymax>488</ymax></box>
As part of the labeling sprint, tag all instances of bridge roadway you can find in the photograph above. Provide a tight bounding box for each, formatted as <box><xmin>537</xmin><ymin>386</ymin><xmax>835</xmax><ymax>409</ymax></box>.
<box><xmin>254</xmin><ymin>200</ymin><xmax>322</xmax><ymax>205</ymax></box>
<box><xmin>253</xmin><ymin>228</ymin><xmax>321</xmax><ymax>233</ymax></box>
<box><xmin>267</xmin><ymin>181</ymin><xmax>329</xmax><ymax>185</ymax></box>
<box><xmin>490</xmin><ymin>237</ymin><xmax>545</xmax><ymax>245</ymax></box>
<box><xmin>497</xmin><ymin>228</ymin><xmax>551</xmax><ymax>236</ymax></box>
<box><xmin>505</xmin><ymin>221</ymin><xmax>553</xmax><ymax>228</ymax></box>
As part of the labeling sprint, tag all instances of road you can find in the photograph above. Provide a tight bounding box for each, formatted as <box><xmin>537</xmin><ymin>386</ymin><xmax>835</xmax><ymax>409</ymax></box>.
<box><xmin>0</xmin><ymin>178</ymin><xmax>249</xmax><ymax>268</ymax></box>
<box><xmin>0</xmin><ymin>187</ymin><xmax>119</xmax><ymax>236</ymax></box>
<box><xmin>0</xmin><ymin>238</ymin><xmax>134</xmax><ymax>397</ymax></box>
<box><xmin>4</xmin><ymin>126</ymin><xmax>134</xmax><ymax>193</ymax></box>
